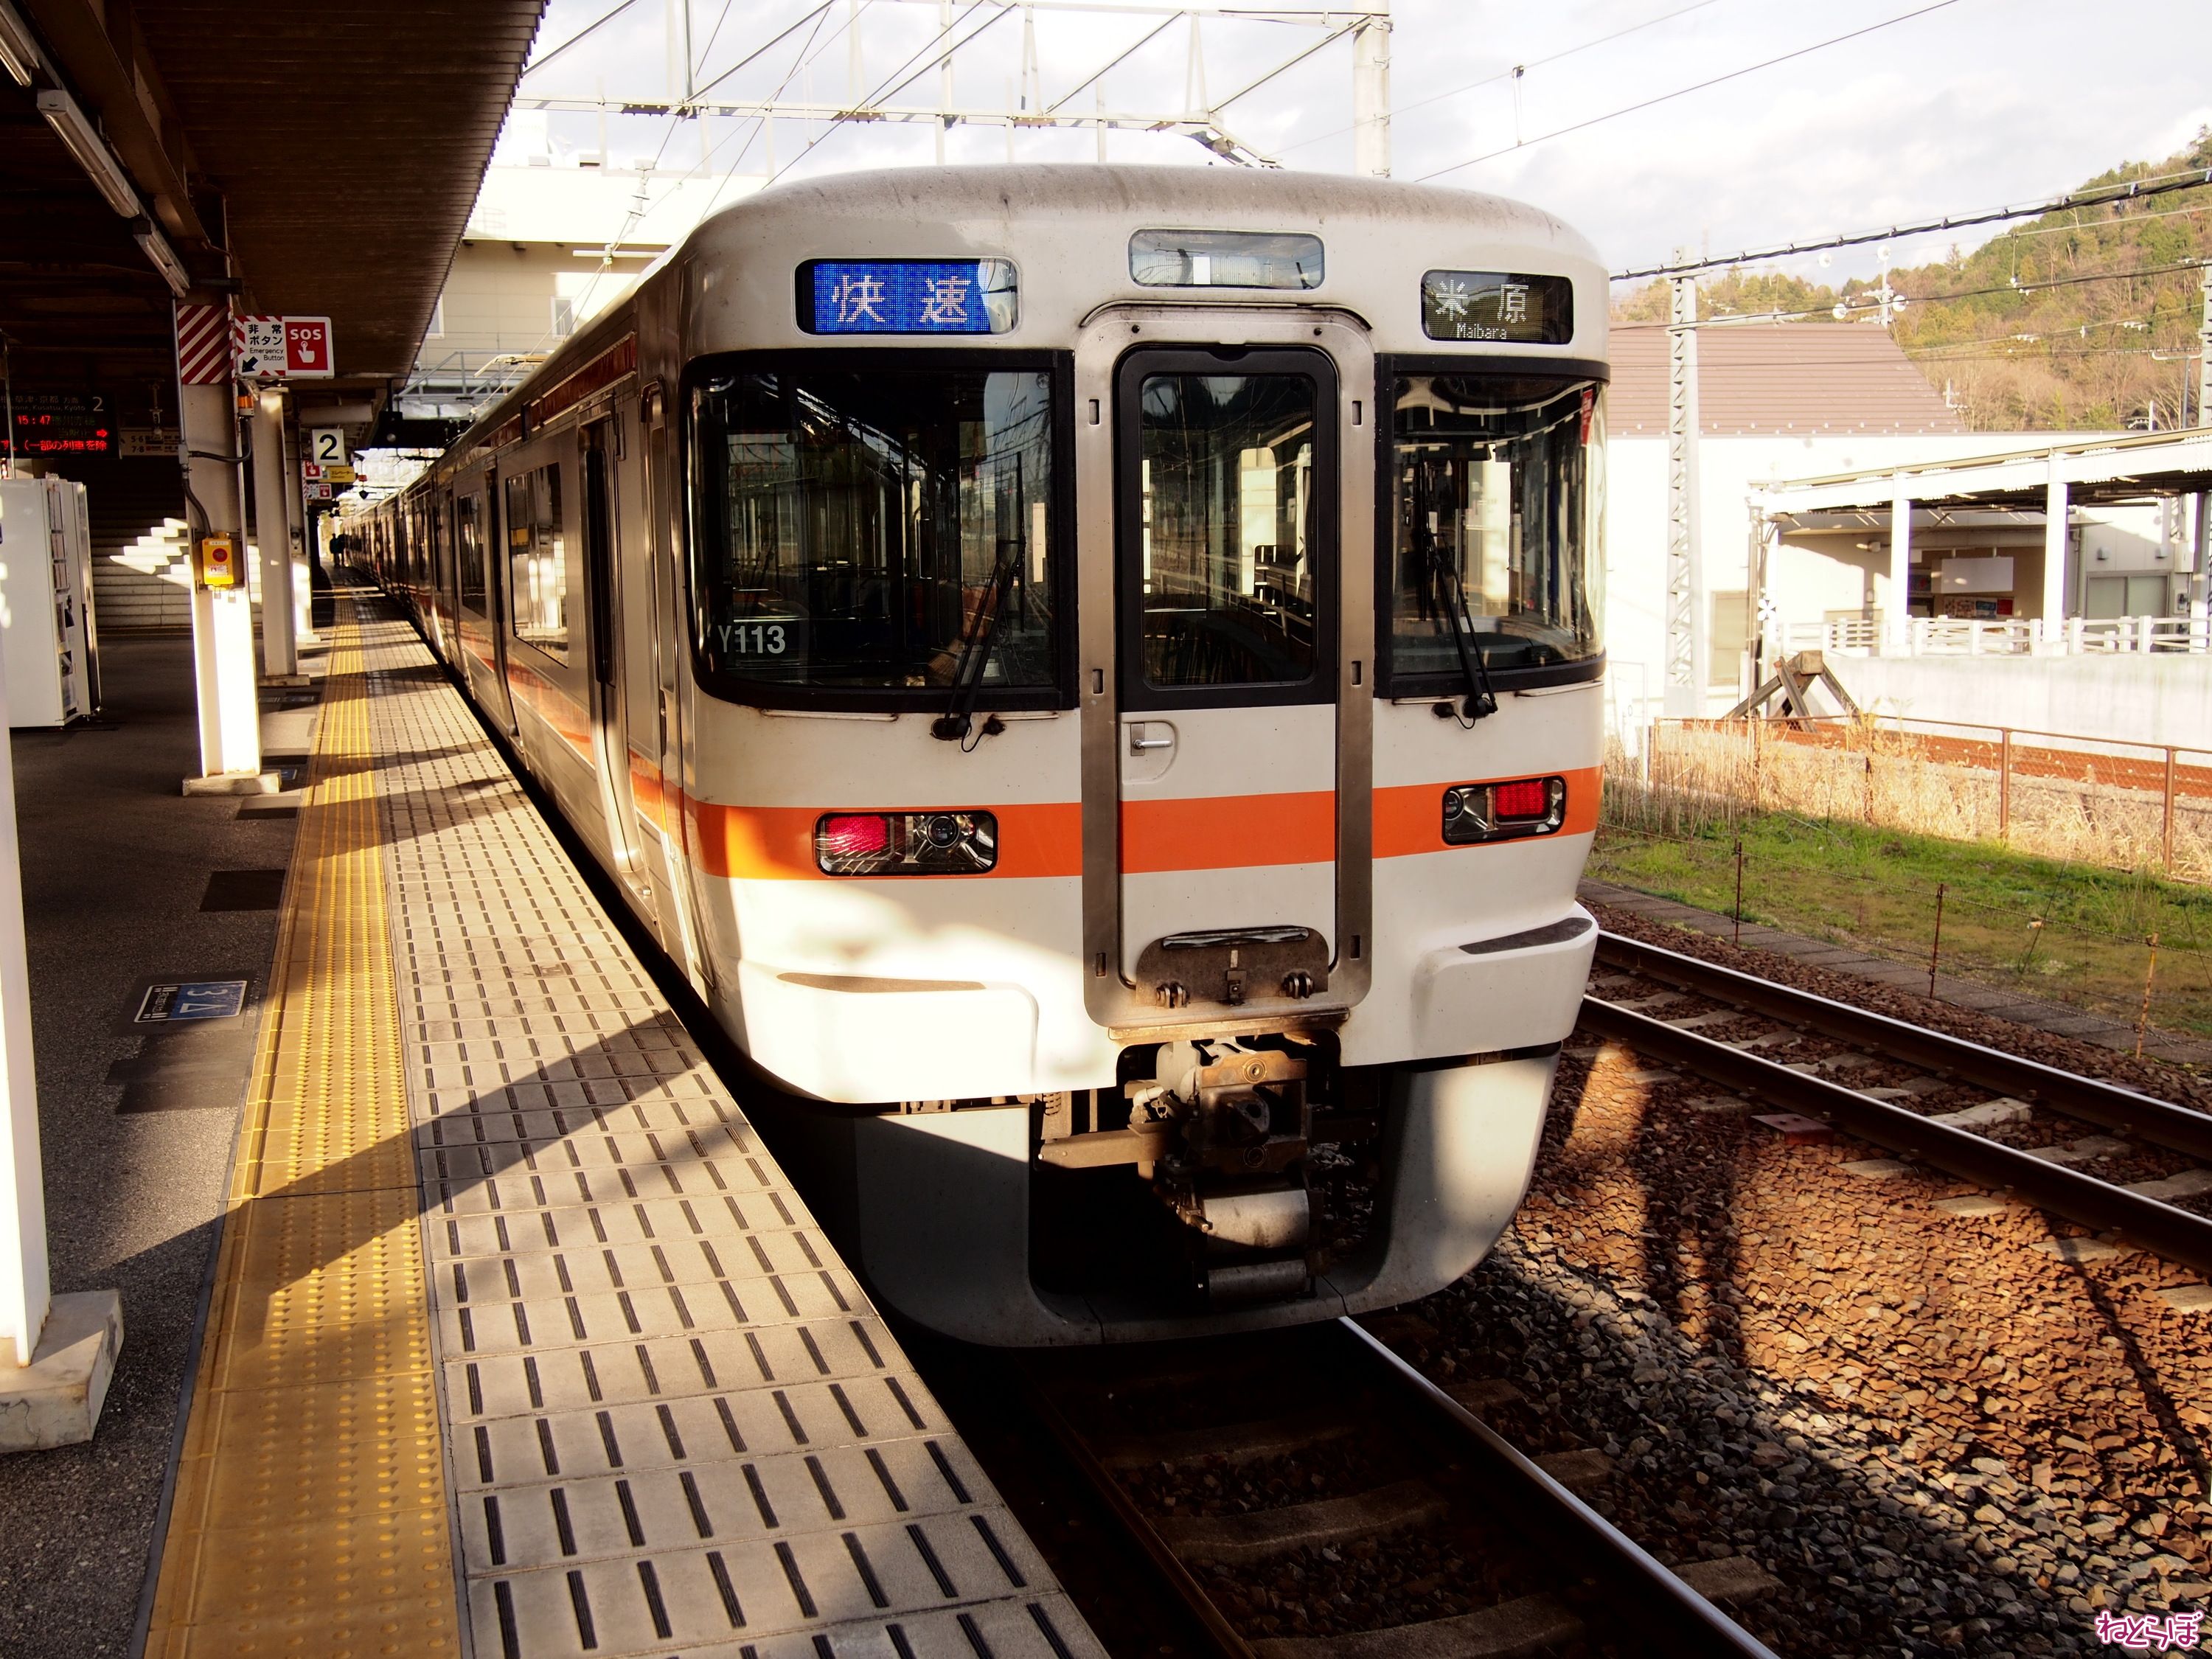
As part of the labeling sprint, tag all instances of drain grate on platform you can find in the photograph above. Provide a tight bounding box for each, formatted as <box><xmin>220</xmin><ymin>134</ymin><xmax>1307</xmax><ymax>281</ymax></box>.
<box><xmin>201</xmin><ymin>868</ymin><xmax>288</xmax><ymax>911</ymax></box>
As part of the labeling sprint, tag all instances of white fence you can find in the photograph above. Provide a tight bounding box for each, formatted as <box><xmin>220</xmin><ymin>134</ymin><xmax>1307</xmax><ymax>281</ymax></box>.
<box><xmin>1786</xmin><ymin>615</ymin><xmax>2212</xmax><ymax>658</ymax></box>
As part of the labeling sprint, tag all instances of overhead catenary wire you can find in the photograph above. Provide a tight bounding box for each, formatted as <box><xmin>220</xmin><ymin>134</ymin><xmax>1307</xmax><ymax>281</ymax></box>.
<box><xmin>762</xmin><ymin>0</ymin><xmax>1007</xmax><ymax>187</ymax></box>
<box><xmin>1612</xmin><ymin>256</ymin><xmax>2212</xmax><ymax>332</ymax></box>
<box><xmin>1417</xmin><ymin>0</ymin><xmax>1962</xmax><ymax>184</ymax></box>
<box><xmin>1615</xmin><ymin>167</ymin><xmax>2212</xmax><ymax>280</ymax></box>
<box><xmin>1276</xmin><ymin>0</ymin><xmax>1726</xmax><ymax>157</ymax></box>
<box><xmin>521</xmin><ymin>0</ymin><xmax>650</xmax><ymax>78</ymax></box>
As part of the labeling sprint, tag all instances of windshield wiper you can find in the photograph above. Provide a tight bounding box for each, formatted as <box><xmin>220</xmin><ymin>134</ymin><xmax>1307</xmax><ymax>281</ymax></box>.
<box><xmin>931</xmin><ymin>540</ymin><xmax>1023</xmax><ymax>746</ymax></box>
<box><xmin>1426</xmin><ymin>542</ymin><xmax>1498</xmax><ymax>725</ymax></box>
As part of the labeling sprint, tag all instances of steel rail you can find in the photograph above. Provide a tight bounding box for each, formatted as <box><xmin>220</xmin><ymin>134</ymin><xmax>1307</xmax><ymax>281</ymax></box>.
<box><xmin>1338</xmin><ymin>1320</ymin><xmax>1784</xmax><ymax>1659</ymax></box>
<box><xmin>1019</xmin><ymin>1362</ymin><xmax>1256</xmax><ymax>1659</ymax></box>
<box><xmin>1595</xmin><ymin>932</ymin><xmax>2212</xmax><ymax>1163</ymax></box>
<box><xmin>1020</xmin><ymin>1322</ymin><xmax>1783</xmax><ymax>1659</ymax></box>
<box><xmin>1579</xmin><ymin>998</ymin><xmax>2212</xmax><ymax>1278</ymax></box>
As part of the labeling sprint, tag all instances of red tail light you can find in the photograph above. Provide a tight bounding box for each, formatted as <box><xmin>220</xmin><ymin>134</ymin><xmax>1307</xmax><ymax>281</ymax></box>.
<box><xmin>1492</xmin><ymin>779</ymin><xmax>1550</xmax><ymax>820</ymax></box>
<box><xmin>819</xmin><ymin>813</ymin><xmax>891</xmax><ymax>860</ymax></box>
<box><xmin>814</xmin><ymin>811</ymin><xmax>998</xmax><ymax>875</ymax></box>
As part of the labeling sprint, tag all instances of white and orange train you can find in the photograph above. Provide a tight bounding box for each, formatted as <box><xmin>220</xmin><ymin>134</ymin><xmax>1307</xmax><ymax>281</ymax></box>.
<box><xmin>355</xmin><ymin>164</ymin><xmax>1609</xmax><ymax>1345</ymax></box>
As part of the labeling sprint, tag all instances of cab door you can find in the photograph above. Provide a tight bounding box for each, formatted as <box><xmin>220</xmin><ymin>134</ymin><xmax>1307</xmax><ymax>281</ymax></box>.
<box><xmin>1077</xmin><ymin>311</ymin><xmax>1374</xmax><ymax>1033</ymax></box>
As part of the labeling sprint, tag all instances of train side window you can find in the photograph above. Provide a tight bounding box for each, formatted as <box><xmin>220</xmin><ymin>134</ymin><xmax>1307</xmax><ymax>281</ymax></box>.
<box><xmin>504</xmin><ymin>465</ymin><xmax>568</xmax><ymax>657</ymax></box>
<box><xmin>456</xmin><ymin>493</ymin><xmax>487</xmax><ymax>611</ymax></box>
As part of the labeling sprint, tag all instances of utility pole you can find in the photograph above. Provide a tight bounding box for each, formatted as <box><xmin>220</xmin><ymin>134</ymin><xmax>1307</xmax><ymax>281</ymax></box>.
<box><xmin>1352</xmin><ymin>1</ymin><xmax>1391</xmax><ymax>178</ymax></box>
<box><xmin>1664</xmin><ymin>267</ymin><xmax>1703</xmax><ymax>715</ymax></box>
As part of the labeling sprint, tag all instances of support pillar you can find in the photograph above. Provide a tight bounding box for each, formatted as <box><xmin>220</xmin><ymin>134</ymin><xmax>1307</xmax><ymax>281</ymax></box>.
<box><xmin>1888</xmin><ymin>484</ymin><xmax>1912</xmax><ymax>653</ymax></box>
<box><xmin>0</xmin><ymin>588</ymin><xmax>122</xmax><ymax>1447</ymax></box>
<box><xmin>249</xmin><ymin>390</ymin><xmax>298</xmax><ymax>681</ymax></box>
<box><xmin>180</xmin><ymin>383</ymin><xmax>271</xmax><ymax>793</ymax></box>
<box><xmin>2042</xmin><ymin>456</ymin><xmax>2069</xmax><ymax>642</ymax></box>
<box><xmin>1352</xmin><ymin>3</ymin><xmax>1391</xmax><ymax>178</ymax></box>
<box><xmin>279</xmin><ymin>408</ymin><xmax>316</xmax><ymax>647</ymax></box>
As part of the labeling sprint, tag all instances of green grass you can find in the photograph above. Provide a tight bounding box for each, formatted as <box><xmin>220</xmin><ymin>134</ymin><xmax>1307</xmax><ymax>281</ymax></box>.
<box><xmin>1590</xmin><ymin>813</ymin><xmax>2212</xmax><ymax>1038</ymax></box>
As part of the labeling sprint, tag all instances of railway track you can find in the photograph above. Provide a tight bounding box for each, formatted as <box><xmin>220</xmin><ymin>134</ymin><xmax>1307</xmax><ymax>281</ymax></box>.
<box><xmin>1019</xmin><ymin>1316</ymin><xmax>1781</xmax><ymax>1659</ymax></box>
<box><xmin>1582</xmin><ymin>931</ymin><xmax>2212</xmax><ymax>1276</ymax></box>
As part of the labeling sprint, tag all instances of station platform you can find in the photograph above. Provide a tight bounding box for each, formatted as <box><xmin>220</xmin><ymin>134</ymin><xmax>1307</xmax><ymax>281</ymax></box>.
<box><xmin>140</xmin><ymin>592</ymin><xmax>1100</xmax><ymax>1659</ymax></box>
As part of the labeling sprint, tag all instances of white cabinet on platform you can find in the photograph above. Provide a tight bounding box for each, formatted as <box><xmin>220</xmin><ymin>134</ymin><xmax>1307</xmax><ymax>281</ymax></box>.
<box><xmin>0</xmin><ymin>478</ymin><xmax>99</xmax><ymax>728</ymax></box>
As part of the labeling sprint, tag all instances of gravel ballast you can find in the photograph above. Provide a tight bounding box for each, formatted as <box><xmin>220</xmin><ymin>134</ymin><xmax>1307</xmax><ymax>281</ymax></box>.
<box><xmin>1391</xmin><ymin>986</ymin><xmax>2212</xmax><ymax>1658</ymax></box>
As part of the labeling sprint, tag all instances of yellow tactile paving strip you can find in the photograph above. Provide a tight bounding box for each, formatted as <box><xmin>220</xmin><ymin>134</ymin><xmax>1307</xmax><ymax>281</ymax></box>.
<box><xmin>145</xmin><ymin>602</ymin><xmax>461</xmax><ymax>1659</ymax></box>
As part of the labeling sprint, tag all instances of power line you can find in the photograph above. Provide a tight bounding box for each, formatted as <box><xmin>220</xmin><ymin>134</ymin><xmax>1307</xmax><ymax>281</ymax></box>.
<box><xmin>1417</xmin><ymin>0</ymin><xmax>1961</xmax><ymax>184</ymax></box>
<box><xmin>1615</xmin><ymin>167</ymin><xmax>2212</xmax><ymax>279</ymax></box>
<box><xmin>1276</xmin><ymin>0</ymin><xmax>1725</xmax><ymax>157</ymax></box>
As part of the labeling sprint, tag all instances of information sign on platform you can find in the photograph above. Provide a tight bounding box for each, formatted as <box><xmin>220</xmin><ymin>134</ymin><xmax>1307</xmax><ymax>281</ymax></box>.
<box><xmin>235</xmin><ymin>316</ymin><xmax>286</xmax><ymax>378</ymax></box>
<box><xmin>321</xmin><ymin>464</ymin><xmax>355</xmax><ymax>485</ymax></box>
<box><xmin>119</xmin><ymin>428</ymin><xmax>180</xmax><ymax>458</ymax></box>
<box><xmin>307</xmin><ymin>427</ymin><xmax>348</xmax><ymax>465</ymax></box>
<box><xmin>233</xmin><ymin>314</ymin><xmax>335</xmax><ymax>380</ymax></box>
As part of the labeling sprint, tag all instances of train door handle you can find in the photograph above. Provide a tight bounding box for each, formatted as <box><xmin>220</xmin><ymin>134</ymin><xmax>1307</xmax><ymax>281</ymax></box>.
<box><xmin>1129</xmin><ymin>724</ymin><xmax>1173</xmax><ymax>755</ymax></box>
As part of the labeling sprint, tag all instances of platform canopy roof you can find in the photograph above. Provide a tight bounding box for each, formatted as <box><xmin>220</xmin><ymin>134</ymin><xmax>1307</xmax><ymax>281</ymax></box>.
<box><xmin>1754</xmin><ymin>427</ymin><xmax>2212</xmax><ymax>517</ymax></box>
<box><xmin>0</xmin><ymin>0</ymin><xmax>545</xmax><ymax>419</ymax></box>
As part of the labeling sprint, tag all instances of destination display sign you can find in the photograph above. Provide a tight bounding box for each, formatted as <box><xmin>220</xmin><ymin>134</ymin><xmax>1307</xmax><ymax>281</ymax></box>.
<box><xmin>7</xmin><ymin>392</ymin><xmax>113</xmax><ymax>457</ymax></box>
<box><xmin>1419</xmin><ymin>270</ymin><xmax>1574</xmax><ymax>344</ymax></box>
<box><xmin>799</xmin><ymin>259</ymin><xmax>1018</xmax><ymax>335</ymax></box>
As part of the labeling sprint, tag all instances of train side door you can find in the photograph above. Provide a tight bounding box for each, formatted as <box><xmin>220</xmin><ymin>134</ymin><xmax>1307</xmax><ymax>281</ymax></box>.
<box><xmin>582</xmin><ymin>417</ymin><xmax>648</xmax><ymax>895</ymax></box>
<box><xmin>1111</xmin><ymin>345</ymin><xmax>1343</xmax><ymax>1009</ymax></box>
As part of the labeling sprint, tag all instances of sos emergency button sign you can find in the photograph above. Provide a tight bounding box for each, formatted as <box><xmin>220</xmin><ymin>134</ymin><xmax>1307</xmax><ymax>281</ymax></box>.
<box><xmin>232</xmin><ymin>315</ymin><xmax>334</xmax><ymax>380</ymax></box>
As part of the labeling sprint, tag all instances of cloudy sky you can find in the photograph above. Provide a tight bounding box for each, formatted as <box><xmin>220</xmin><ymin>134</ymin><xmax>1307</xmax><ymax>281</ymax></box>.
<box><xmin>512</xmin><ymin>0</ymin><xmax>2212</xmax><ymax>283</ymax></box>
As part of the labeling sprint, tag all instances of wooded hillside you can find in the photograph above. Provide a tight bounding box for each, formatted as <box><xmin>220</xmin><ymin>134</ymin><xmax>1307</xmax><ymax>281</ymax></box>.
<box><xmin>1614</xmin><ymin>129</ymin><xmax>2212</xmax><ymax>432</ymax></box>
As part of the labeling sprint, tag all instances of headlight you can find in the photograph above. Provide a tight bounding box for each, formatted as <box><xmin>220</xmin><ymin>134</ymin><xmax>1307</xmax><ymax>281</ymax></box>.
<box><xmin>814</xmin><ymin>810</ymin><xmax>998</xmax><ymax>875</ymax></box>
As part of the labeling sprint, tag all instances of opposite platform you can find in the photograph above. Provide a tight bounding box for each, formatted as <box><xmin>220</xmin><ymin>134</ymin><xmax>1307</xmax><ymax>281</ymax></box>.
<box><xmin>145</xmin><ymin>593</ymin><xmax>1101</xmax><ymax>1659</ymax></box>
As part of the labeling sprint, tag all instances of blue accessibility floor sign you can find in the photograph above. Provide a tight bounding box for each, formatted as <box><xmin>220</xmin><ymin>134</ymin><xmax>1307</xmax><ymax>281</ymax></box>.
<box><xmin>136</xmin><ymin>980</ymin><xmax>249</xmax><ymax>1023</ymax></box>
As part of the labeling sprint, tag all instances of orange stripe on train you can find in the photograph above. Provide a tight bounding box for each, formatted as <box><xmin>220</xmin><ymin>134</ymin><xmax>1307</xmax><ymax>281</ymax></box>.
<box><xmin>681</xmin><ymin>770</ymin><xmax>1596</xmax><ymax>881</ymax></box>
<box><xmin>1119</xmin><ymin>790</ymin><xmax>1335</xmax><ymax>873</ymax></box>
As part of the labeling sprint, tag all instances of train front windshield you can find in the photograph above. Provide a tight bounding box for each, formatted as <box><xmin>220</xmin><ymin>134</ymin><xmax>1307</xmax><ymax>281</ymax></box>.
<box><xmin>1387</xmin><ymin>373</ymin><xmax>1604</xmax><ymax>686</ymax></box>
<box><xmin>687</xmin><ymin>361</ymin><xmax>1061</xmax><ymax>704</ymax></box>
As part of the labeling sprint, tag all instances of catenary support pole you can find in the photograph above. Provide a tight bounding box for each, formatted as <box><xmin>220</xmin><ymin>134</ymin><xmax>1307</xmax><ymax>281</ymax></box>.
<box><xmin>1352</xmin><ymin>2</ymin><xmax>1390</xmax><ymax>178</ymax></box>
<box><xmin>1663</xmin><ymin>268</ymin><xmax>1703</xmax><ymax>714</ymax></box>
<box><xmin>2196</xmin><ymin>264</ymin><xmax>2211</xmax><ymax>622</ymax></box>
<box><xmin>250</xmin><ymin>389</ymin><xmax>297</xmax><ymax>680</ymax></box>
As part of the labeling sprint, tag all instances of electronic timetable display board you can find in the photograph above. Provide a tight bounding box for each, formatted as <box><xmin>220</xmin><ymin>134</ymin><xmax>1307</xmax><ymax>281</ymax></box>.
<box><xmin>1419</xmin><ymin>271</ymin><xmax>1574</xmax><ymax>344</ymax></box>
<box><xmin>7</xmin><ymin>392</ymin><xmax>114</xmax><ymax>457</ymax></box>
<box><xmin>797</xmin><ymin>259</ymin><xmax>1019</xmax><ymax>335</ymax></box>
